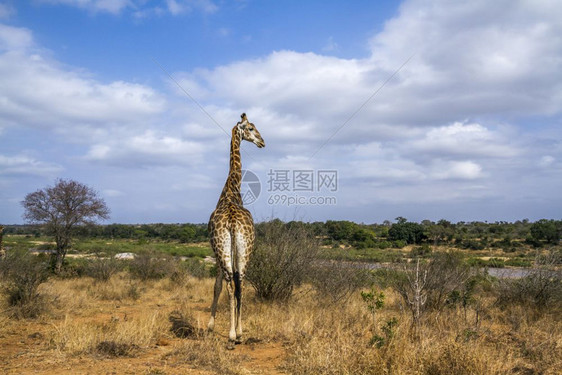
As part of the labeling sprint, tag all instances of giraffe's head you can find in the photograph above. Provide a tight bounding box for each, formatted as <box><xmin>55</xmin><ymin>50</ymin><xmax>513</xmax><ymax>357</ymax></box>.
<box><xmin>237</xmin><ymin>113</ymin><xmax>265</xmax><ymax>148</ymax></box>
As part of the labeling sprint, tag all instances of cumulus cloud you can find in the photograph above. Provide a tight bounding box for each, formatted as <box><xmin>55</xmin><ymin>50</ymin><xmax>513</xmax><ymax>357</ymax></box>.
<box><xmin>0</xmin><ymin>22</ymin><xmax>211</xmax><ymax>175</ymax></box>
<box><xmin>369</xmin><ymin>0</ymin><xmax>562</xmax><ymax>119</ymax></box>
<box><xmin>539</xmin><ymin>155</ymin><xmax>555</xmax><ymax>168</ymax></box>
<box><xmin>173</xmin><ymin>0</ymin><xmax>561</xmax><ymax>194</ymax></box>
<box><xmin>0</xmin><ymin>154</ymin><xmax>63</xmax><ymax>176</ymax></box>
<box><xmin>38</xmin><ymin>0</ymin><xmax>131</xmax><ymax>14</ymax></box>
<box><xmin>86</xmin><ymin>130</ymin><xmax>205</xmax><ymax>167</ymax></box>
<box><xmin>406</xmin><ymin>121</ymin><xmax>519</xmax><ymax>159</ymax></box>
<box><xmin>38</xmin><ymin>0</ymin><xmax>218</xmax><ymax>16</ymax></box>
<box><xmin>179</xmin><ymin>0</ymin><xmax>562</xmax><ymax>134</ymax></box>
<box><xmin>164</xmin><ymin>0</ymin><xmax>561</xmax><ymax>222</ymax></box>
<box><xmin>431</xmin><ymin>160</ymin><xmax>483</xmax><ymax>180</ymax></box>
<box><xmin>102</xmin><ymin>189</ymin><xmax>125</xmax><ymax>197</ymax></box>
<box><xmin>0</xmin><ymin>3</ymin><xmax>15</xmax><ymax>19</ymax></box>
<box><xmin>0</xmin><ymin>22</ymin><xmax>169</xmax><ymax>173</ymax></box>
<box><xmin>0</xmin><ymin>51</ymin><xmax>165</xmax><ymax>131</ymax></box>
<box><xmin>166</xmin><ymin>0</ymin><xmax>217</xmax><ymax>15</ymax></box>
<box><xmin>0</xmin><ymin>24</ymin><xmax>33</xmax><ymax>51</ymax></box>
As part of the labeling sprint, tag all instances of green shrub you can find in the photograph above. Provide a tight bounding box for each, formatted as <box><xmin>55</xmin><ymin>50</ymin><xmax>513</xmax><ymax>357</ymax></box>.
<box><xmin>182</xmin><ymin>258</ymin><xmax>210</xmax><ymax>279</ymax></box>
<box><xmin>129</xmin><ymin>251</ymin><xmax>177</xmax><ymax>281</ymax></box>
<box><xmin>392</xmin><ymin>252</ymin><xmax>472</xmax><ymax>322</ymax></box>
<box><xmin>411</xmin><ymin>244</ymin><xmax>432</xmax><ymax>258</ymax></box>
<box><xmin>497</xmin><ymin>267</ymin><xmax>562</xmax><ymax>311</ymax></box>
<box><xmin>369</xmin><ymin>317</ymin><xmax>398</xmax><ymax>348</ymax></box>
<box><xmin>246</xmin><ymin>220</ymin><xmax>319</xmax><ymax>301</ymax></box>
<box><xmin>85</xmin><ymin>256</ymin><xmax>123</xmax><ymax>282</ymax></box>
<box><xmin>310</xmin><ymin>262</ymin><xmax>370</xmax><ymax>303</ymax></box>
<box><xmin>377</xmin><ymin>241</ymin><xmax>392</xmax><ymax>249</ymax></box>
<box><xmin>170</xmin><ymin>258</ymin><xmax>209</xmax><ymax>285</ymax></box>
<box><xmin>504</xmin><ymin>258</ymin><xmax>531</xmax><ymax>267</ymax></box>
<box><xmin>0</xmin><ymin>250</ymin><xmax>50</xmax><ymax>318</ymax></box>
<box><xmin>393</xmin><ymin>240</ymin><xmax>407</xmax><ymax>248</ymax></box>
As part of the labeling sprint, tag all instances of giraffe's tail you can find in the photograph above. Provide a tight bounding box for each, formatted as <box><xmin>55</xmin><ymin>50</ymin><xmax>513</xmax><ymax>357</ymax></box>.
<box><xmin>230</xmin><ymin>230</ymin><xmax>241</xmax><ymax>302</ymax></box>
<box><xmin>233</xmin><ymin>270</ymin><xmax>241</xmax><ymax>302</ymax></box>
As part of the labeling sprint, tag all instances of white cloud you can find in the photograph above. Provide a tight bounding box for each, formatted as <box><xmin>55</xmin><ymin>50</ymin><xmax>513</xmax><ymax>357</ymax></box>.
<box><xmin>539</xmin><ymin>155</ymin><xmax>555</xmax><ymax>168</ymax></box>
<box><xmin>407</xmin><ymin>121</ymin><xmax>518</xmax><ymax>159</ymax></box>
<box><xmin>86</xmin><ymin>130</ymin><xmax>205</xmax><ymax>167</ymax></box>
<box><xmin>0</xmin><ymin>28</ymin><xmax>165</xmax><ymax>133</ymax></box>
<box><xmin>39</xmin><ymin>0</ymin><xmax>218</xmax><ymax>16</ymax></box>
<box><xmin>171</xmin><ymin>173</ymin><xmax>215</xmax><ymax>190</ymax></box>
<box><xmin>0</xmin><ymin>3</ymin><xmax>15</xmax><ymax>19</ymax></box>
<box><xmin>0</xmin><ymin>154</ymin><xmax>63</xmax><ymax>176</ymax></box>
<box><xmin>181</xmin><ymin>51</ymin><xmax>369</xmax><ymax>121</ymax></box>
<box><xmin>431</xmin><ymin>160</ymin><xmax>483</xmax><ymax>180</ymax></box>
<box><xmin>165</xmin><ymin>0</ymin><xmax>218</xmax><ymax>15</ymax></box>
<box><xmin>369</xmin><ymin>0</ymin><xmax>562</xmax><ymax>117</ymax></box>
<box><xmin>167</xmin><ymin>0</ymin><xmax>562</xmax><ymax>216</ymax></box>
<box><xmin>0</xmin><ymin>24</ymin><xmax>32</xmax><ymax>51</ymax></box>
<box><xmin>102</xmin><ymin>189</ymin><xmax>125</xmax><ymax>197</ymax></box>
<box><xmin>322</xmin><ymin>36</ymin><xmax>339</xmax><ymax>53</ymax></box>
<box><xmin>174</xmin><ymin>0</ymin><xmax>562</xmax><ymax>159</ymax></box>
<box><xmin>39</xmin><ymin>0</ymin><xmax>131</xmax><ymax>14</ymax></box>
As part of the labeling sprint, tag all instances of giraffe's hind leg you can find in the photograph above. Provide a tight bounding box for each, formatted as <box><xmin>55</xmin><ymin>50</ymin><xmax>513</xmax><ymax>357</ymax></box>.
<box><xmin>208</xmin><ymin>227</ymin><xmax>233</xmax><ymax>334</ymax></box>
<box><xmin>234</xmin><ymin>271</ymin><xmax>243</xmax><ymax>343</ymax></box>
<box><xmin>226</xmin><ymin>278</ymin><xmax>237</xmax><ymax>348</ymax></box>
<box><xmin>207</xmin><ymin>269</ymin><xmax>223</xmax><ymax>332</ymax></box>
<box><xmin>232</xmin><ymin>225</ymin><xmax>252</xmax><ymax>344</ymax></box>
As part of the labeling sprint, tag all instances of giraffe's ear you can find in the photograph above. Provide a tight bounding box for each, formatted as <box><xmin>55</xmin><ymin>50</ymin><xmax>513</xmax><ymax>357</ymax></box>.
<box><xmin>238</xmin><ymin>113</ymin><xmax>248</xmax><ymax>128</ymax></box>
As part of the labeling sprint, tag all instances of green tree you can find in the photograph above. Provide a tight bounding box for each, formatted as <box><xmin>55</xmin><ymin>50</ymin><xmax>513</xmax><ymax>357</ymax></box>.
<box><xmin>530</xmin><ymin>219</ymin><xmax>561</xmax><ymax>245</ymax></box>
<box><xmin>325</xmin><ymin>220</ymin><xmax>358</xmax><ymax>242</ymax></box>
<box><xmin>388</xmin><ymin>219</ymin><xmax>426</xmax><ymax>245</ymax></box>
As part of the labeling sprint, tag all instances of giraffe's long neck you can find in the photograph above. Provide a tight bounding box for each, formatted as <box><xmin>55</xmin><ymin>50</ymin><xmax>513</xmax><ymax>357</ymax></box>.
<box><xmin>217</xmin><ymin>127</ymin><xmax>243</xmax><ymax>207</ymax></box>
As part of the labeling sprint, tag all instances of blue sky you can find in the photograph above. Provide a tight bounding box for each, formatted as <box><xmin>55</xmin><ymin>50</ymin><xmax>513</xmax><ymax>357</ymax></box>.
<box><xmin>1</xmin><ymin>0</ymin><xmax>561</xmax><ymax>225</ymax></box>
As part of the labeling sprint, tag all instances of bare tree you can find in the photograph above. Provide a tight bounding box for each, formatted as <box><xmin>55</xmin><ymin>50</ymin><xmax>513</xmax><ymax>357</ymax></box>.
<box><xmin>405</xmin><ymin>258</ymin><xmax>428</xmax><ymax>329</ymax></box>
<box><xmin>21</xmin><ymin>179</ymin><xmax>109</xmax><ymax>273</ymax></box>
<box><xmin>393</xmin><ymin>253</ymin><xmax>472</xmax><ymax>335</ymax></box>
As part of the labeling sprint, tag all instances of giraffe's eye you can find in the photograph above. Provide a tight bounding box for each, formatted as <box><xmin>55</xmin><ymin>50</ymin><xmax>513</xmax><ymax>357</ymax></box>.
<box><xmin>249</xmin><ymin>127</ymin><xmax>254</xmax><ymax>131</ymax></box>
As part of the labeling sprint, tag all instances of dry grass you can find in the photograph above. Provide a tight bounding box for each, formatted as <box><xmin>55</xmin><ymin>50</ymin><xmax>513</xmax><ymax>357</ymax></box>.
<box><xmin>51</xmin><ymin>309</ymin><xmax>169</xmax><ymax>355</ymax></box>
<box><xmin>1</xmin><ymin>270</ymin><xmax>561</xmax><ymax>374</ymax></box>
<box><xmin>165</xmin><ymin>336</ymin><xmax>249</xmax><ymax>375</ymax></box>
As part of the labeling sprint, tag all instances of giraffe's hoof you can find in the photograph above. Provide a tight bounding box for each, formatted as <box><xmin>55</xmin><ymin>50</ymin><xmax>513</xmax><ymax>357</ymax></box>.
<box><xmin>226</xmin><ymin>340</ymin><xmax>236</xmax><ymax>350</ymax></box>
<box><xmin>235</xmin><ymin>337</ymin><xmax>243</xmax><ymax>345</ymax></box>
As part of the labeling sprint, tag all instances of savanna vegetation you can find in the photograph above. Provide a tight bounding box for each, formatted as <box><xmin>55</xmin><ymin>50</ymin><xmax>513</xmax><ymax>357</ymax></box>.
<box><xmin>1</xmin><ymin>218</ymin><xmax>561</xmax><ymax>374</ymax></box>
<box><xmin>3</xmin><ymin>216</ymin><xmax>560</xmax><ymax>268</ymax></box>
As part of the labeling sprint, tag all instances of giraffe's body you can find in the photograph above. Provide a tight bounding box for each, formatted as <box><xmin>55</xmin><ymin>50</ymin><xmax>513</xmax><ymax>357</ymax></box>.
<box><xmin>207</xmin><ymin>113</ymin><xmax>264</xmax><ymax>347</ymax></box>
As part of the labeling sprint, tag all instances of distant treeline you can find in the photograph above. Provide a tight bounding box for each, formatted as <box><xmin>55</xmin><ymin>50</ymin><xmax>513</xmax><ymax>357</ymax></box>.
<box><xmin>4</xmin><ymin>218</ymin><xmax>561</xmax><ymax>250</ymax></box>
<box><xmin>4</xmin><ymin>223</ymin><xmax>209</xmax><ymax>243</ymax></box>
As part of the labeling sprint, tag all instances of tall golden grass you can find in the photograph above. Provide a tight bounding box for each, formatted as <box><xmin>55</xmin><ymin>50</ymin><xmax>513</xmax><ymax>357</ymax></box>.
<box><xmin>1</xmin><ymin>268</ymin><xmax>560</xmax><ymax>374</ymax></box>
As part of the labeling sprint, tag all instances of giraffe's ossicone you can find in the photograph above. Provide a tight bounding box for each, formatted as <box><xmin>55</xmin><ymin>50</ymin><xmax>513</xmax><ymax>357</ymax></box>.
<box><xmin>207</xmin><ymin>113</ymin><xmax>265</xmax><ymax>349</ymax></box>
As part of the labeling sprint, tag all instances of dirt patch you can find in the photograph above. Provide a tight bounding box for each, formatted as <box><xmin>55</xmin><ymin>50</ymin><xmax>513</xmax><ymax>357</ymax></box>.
<box><xmin>0</xmin><ymin>277</ymin><xmax>287</xmax><ymax>374</ymax></box>
<box><xmin>237</xmin><ymin>341</ymin><xmax>286</xmax><ymax>374</ymax></box>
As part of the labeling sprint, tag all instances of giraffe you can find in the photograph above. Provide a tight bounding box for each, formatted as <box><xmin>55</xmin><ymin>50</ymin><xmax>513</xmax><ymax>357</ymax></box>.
<box><xmin>207</xmin><ymin>113</ymin><xmax>265</xmax><ymax>349</ymax></box>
